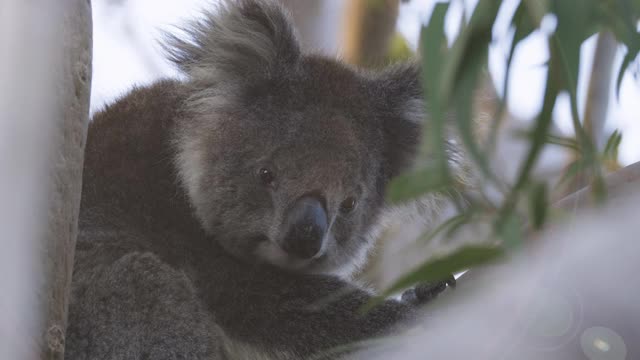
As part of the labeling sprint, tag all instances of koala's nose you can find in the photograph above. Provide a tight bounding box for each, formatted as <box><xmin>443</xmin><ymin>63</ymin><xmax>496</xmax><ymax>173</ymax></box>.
<box><xmin>281</xmin><ymin>196</ymin><xmax>328</xmax><ymax>259</ymax></box>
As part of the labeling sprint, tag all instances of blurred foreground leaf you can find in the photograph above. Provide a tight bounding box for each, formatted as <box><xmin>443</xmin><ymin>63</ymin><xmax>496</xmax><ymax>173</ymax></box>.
<box><xmin>419</xmin><ymin>2</ymin><xmax>452</xmax><ymax>185</ymax></box>
<box><xmin>528</xmin><ymin>182</ymin><xmax>548</xmax><ymax>230</ymax></box>
<box><xmin>387</xmin><ymin>167</ymin><xmax>449</xmax><ymax>203</ymax></box>
<box><xmin>363</xmin><ymin>245</ymin><xmax>504</xmax><ymax>312</ymax></box>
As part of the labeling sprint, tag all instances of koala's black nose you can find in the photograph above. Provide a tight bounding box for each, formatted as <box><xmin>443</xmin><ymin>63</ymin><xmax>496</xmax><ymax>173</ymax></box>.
<box><xmin>281</xmin><ymin>196</ymin><xmax>328</xmax><ymax>259</ymax></box>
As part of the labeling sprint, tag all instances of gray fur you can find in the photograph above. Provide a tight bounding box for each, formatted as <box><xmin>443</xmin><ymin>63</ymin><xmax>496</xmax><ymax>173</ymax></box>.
<box><xmin>165</xmin><ymin>0</ymin><xmax>300</xmax><ymax>88</ymax></box>
<box><xmin>66</xmin><ymin>1</ymin><xmax>435</xmax><ymax>359</ymax></box>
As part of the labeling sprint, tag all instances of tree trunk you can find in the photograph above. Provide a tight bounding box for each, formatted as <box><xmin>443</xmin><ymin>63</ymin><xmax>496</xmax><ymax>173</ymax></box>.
<box><xmin>342</xmin><ymin>0</ymin><xmax>400</xmax><ymax>67</ymax></box>
<box><xmin>0</xmin><ymin>1</ymin><xmax>92</xmax><ymax>359</ymax></box>
<box><xmin>43</xmin><ymin>1</ymin><xmax>93</xmax><ymax>358</ymax></box>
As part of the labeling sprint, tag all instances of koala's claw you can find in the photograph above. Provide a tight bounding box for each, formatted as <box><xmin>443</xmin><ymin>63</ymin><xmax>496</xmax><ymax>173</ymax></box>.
<box><xmin>401</xmin><ymin>275</ymin><xmax>456</xmax><ymax>306</ymax></box>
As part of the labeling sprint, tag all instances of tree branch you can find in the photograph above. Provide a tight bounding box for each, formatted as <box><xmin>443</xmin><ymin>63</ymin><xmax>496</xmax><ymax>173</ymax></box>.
<box><xmin>583</xmin><ymin>31</ymin><xmax>617</xmax><ymax>150</ymax></box>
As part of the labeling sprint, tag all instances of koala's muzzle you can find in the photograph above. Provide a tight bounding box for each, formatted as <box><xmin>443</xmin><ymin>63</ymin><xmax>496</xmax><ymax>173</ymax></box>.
<box><xmin>281</xmin><ymin>196</ymin><xmax>328</xmax><ymax>259</ymax></box>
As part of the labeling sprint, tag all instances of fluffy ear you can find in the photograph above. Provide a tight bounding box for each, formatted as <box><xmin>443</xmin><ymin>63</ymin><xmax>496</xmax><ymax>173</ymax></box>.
<box><xmin>374</xmin><ymin>62</ymin><xmax>426</xmax><ymax>180</ymax></box>
<box><xmin>165</xmin><ymin>0</ymin><xmax>301</xmax><ymax>84</ymax></box>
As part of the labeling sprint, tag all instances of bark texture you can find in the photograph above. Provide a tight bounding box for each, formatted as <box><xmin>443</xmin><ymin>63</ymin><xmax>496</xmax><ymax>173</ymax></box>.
<box><xmin>0</xmin><ymin>1</ymin><xmax>91</xmax><ymax>358</ymax></box>
<box><xmin>43</xmin><ymin>1</ymin><xmax>93</xmax><ymax>359</ymax></box>
<box><xmin>342</xmin><ymin>0</ymin><xmax>400</xmax><ymax>67</ymax></box>
<box><xmin>555</xmin><ymin>161</ymin><xmax>640</xmax><ymax>211</ymax></box>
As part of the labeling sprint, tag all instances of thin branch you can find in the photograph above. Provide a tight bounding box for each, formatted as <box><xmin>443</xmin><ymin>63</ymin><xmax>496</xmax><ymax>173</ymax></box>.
<box><xmin>583</xmin><ymin>31</ymin><xmax>617</xmax><ymax>150</ymax></box>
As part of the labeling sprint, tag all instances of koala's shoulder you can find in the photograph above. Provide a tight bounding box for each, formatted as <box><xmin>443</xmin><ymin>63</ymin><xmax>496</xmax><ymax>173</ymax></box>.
<box><xmin>90</xmin><ymin>79</ymin><xmax>186</xmax><ymax>134</ymax></box>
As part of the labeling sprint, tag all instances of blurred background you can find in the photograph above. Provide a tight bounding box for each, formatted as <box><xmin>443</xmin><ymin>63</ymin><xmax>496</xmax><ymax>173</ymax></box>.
<box><xmin>91</xmin><ymin>0</ymin><xmax>640</xmax><ymax>165</ymax></box>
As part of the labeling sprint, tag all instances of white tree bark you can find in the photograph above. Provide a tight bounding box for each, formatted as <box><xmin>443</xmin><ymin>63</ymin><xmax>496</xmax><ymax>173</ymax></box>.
<box><xmin>0</xmin><ymin>1</ymin><xmax>92</xmax><ymax>359</ymax></box>
<box><xmin>278</xmin><ymin>0</ymin><xmax>345</xmax><ymax>55</ymax></box>
<box><xmin>583</xmin><ymin>31</ymin><xmax>617</xmax><ymax>150</ymax></box>
<box><xmin>555</xmin><ymin>161</ymin><xmax>640</xmax><ymax>211</ymax></box>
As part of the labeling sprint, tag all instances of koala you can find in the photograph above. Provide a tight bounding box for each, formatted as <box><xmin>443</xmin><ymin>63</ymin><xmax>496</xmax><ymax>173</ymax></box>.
<box><xmin>65</xmin><ymin>1</ymin><xmax>452</xmax><ymax>359</ymax></box>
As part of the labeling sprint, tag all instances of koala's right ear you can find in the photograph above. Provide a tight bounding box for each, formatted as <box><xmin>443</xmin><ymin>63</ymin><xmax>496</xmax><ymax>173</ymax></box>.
<box><xmin>165</xmin><ymin>0</ymin><xmax>300</xmax><ymax>85</ymax></box>
<box><xmin>374</xmin><ymin>62</ymin><xmax>426</xmax><ymax>180</ymax></box>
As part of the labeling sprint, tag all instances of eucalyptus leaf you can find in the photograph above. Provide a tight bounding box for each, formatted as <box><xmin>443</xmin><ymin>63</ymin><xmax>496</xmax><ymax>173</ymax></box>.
<box><xmin>557</xmin><ymin>159</ymin><xmax>586</xmax><ymax>189</ymax></box>
<box><xmin>438</xmin><ymin>0</ymin><xmax>501</xmax><ymax>184</ymax></box>
<box><xmin>603</xmin><ymin>130</ymin><xmax>623</xmax><ymax>161</ymax></box>
<box><xmin>551</xmin><ymin>0</ymin><xmax>592</xmax><ymax>93</ymax></box>
<box><xmin>591</xmin><ymin>173</ymin><xmax>608</xmax><ymax>203</ymax></box>
<box><xmin>386</xmin><ymin>167</ymin><xmax>448</xmax><ymax>204</ymax></box>
<box><xmin>417</xmin><ymin>212</ymin><xmax>473</xmax><ymax>244</ymax></box>
<box><xmin>551</xmin><ymin>0</ymin><xmax>597</xmax><ymax>158</ymax></box>
<box><xmin>363</xmin><ymin>245</ymin><xmax>505</xmax><ymax>312</ymax></box>
<box><xmin>522</xmin><ymin>0</ymin><xmax>549</xmax><ymax>24</ymax></box>
<box><xmin>498</xmin><ymin>211</ymin><xmax>524</xmax><ymax>249</ymax></box>
<box><xmin>604</xmin><ymin>0</ymin><xmax>640</xmax><ymax>96</ymax></box>
<box><xmin>616</xmin><ymin>51</ymin><xmax>639</xmax><ymax>96</ymax></box>
<box><xmin>453</xmin><ymin>57</ymin><xmax>499</xmax><ymax>185</ymax></box>
<box><xmin>502</xmin><ymin>0</ymin><xmax>538</xmax><ymax>105</ymax></box>
<box><xmin>440</xmin><ymin>0</ymin><xmax>501</xmax><ymax>102</ymax></box>
<box><xmin>528</xmin><ymin>182</ymin><xmax>548</xmax><ymax>230</ymax></box>
<box><xmin>544</xmin><ymin>134</ymin><xmax>581</xmax><ymax>151</ymax></box>
<box><xmin>420</xmin><ymin>2</ymin><xmax>452</xmax><ymax>183</ymax></box>
<box><xmin>384</xmin><ymin>245</ymin><xmax>504</xmax><ymax>296</ymax></box>
<box><xmin>489</xmin><ymin>1</ymin><xmax>539</xmax><ymax>149</ymax></box>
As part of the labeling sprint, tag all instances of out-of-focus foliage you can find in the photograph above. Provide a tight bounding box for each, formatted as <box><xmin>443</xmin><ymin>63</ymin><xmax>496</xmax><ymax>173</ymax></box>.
<box><xmin>386</xmin><ymin>33</ymin><xmax>414</xmax><ymax>63</ymax></box>
<box><xmin>381</xmin><ymin>0</ymin><xmax>639</xmax><ymax>298</ymax></box>
<box><xmin>356</xmin><ymin>191</ymin><xmax>640</xmax><ymax>359</ymax></box>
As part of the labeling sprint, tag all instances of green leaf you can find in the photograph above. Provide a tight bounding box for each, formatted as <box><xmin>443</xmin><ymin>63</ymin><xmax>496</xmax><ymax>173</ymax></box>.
<box><xmin>502</xmin><ymin>0</ymin><xmax>539</xmax><ymax>105</ymax></box>
<box><xmin>421</xmin><ymin>2</ymin><xmax>449</xmax><ymax>101</ymax></box>
<box><xmin>488</xmin><ymin>0</ymin><xmax>540</xmax><ymax>150</ymax></box>
<box><xmin>453</xmin><ymin>59</ymin><xmax>499</xmax><ymax>185</ymax></box>
<box><xmin>385</xmin><ymin>245</ymin><xmax>504</xmax><ymax>295</ymax></box>
<box><xmin>550</xmin><ymin>0</ymin><xmax>598</xmax><ymax>160</ymax></box>
<box><xmin>557</xmin><ymin>159</ymin><xmax>586</xmax><ymax>189</ymax></box>
<box><xmin>386</xmin><ymin>166</ymin><xmax>448</xmax><ymax>204</ymax></box>
<box><xmin>551</xmin><ymin>0</ymin><xmax>593</xmax><ymax>93</ymax></box>
<box><xmin>495</xmin><ymin>57</ymin><xmax>559</xmax><ymax>232</ymax></box>
<box><xmin>528</xmin><ymin>182</ymin><xmax>548</xmax><ymax>229</ymax></box>
<box><xmin>544</xmin><ymin>134</ymin><xmax>581</xmax><ymax>151</ymax></box>
<box><xmin>603</xmin><ymin>129</ymin><xmax>623</xmax><ymax>161</ymax></box>
<box><xmin>593</xmin><ymin>0</ymin><xmax>640</xmax><ymax>96</ymax></box>
<box><xmin>522</xmin><ymin>0</ymin><xmax>550</xmax><ymax>24</ymax></box>
<box><xmin>438</xmin><ymin>0</ymin><xmax>501</xmax><ymax>184</ymax></box>
<box><xmin>599</xmin><ymin>0</ymin><xmax>639</xmax><ymax>47</ymax></box>
<box><xmin>417</xmin><ymin>211</ymin><xmax>474</xmax><ymax>244</ymax></box>
<box><xmin>441</xmin><ymin>0</ymin><xmax>501</xmax><ymax>102</ymax></box>
<box><xmin>616</xmin><ymin>51</ymin><xmax>639</xmax><ymax>97</ymax></box>
<box><xmin>363</xmin><ymin>245</ymin><xmax>505</xmax><ymax>312</ymax></box>
<box><xmin>591</xmin><ymin>173</ymin><xmax>607</xmax><ymax>204</ymax></box>
<box><xmin>419</xmin><ymin>2</ymin><xmax>452</xmax><ymax>184</ymax></box>
<box><xmin>497</xmin><ymin>211</ymin><xmax>524</xmax><ymax>249</ymax></box>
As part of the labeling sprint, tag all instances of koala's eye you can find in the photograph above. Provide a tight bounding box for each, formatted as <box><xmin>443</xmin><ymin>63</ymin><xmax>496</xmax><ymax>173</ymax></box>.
<box><xmin>258</xmin><ymin>168</ymin><xmax>275</xmax><ymax>186</ymax></box>
<box><xmin>340</xmin><ymin>197</ymin><xmax>357</xmax><ymax>214</ymax></box>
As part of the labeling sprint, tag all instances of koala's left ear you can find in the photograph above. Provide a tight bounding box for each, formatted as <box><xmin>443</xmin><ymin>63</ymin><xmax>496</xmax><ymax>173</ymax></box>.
<box><xmin>373</xmin><ymin>62</ymin><xmax>425</xmax><ymax>180</ymax></box>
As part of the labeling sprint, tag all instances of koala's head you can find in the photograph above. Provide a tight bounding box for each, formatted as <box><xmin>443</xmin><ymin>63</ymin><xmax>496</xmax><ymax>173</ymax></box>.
<box><xmin>169</xmin><ymin>0</ymin><xmax>425</xmax><ymax>276</ymax></box>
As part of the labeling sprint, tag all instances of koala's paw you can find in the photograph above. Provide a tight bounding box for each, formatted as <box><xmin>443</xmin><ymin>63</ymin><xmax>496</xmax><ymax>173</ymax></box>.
<box><xmin>401</xmin><ymin>275</ymin><xmax>456</xmax><ymax>306</ymax></box>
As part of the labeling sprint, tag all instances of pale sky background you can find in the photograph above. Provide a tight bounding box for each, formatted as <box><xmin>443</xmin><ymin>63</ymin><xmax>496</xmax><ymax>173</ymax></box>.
<box><xmin>91</xmin><ymin>0</ymin><xmax>639</xmax><ymax>165</ymax></box>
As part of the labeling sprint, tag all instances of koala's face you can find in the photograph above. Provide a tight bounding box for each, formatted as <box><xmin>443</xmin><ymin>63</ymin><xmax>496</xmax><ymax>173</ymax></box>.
<box><xmin>171</xmin><ymin>0</ymin><xmax>423</xmax><ymax>276</ymax></box>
